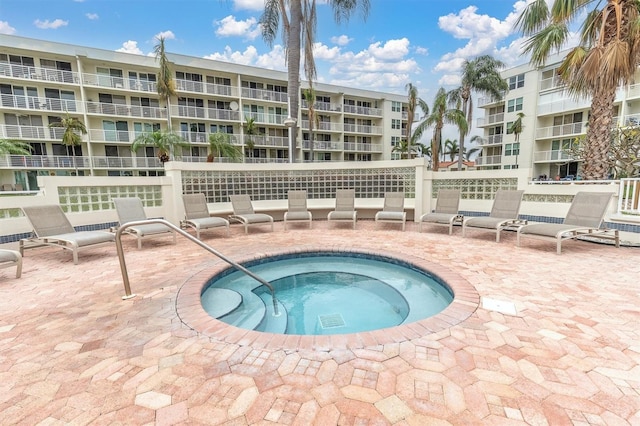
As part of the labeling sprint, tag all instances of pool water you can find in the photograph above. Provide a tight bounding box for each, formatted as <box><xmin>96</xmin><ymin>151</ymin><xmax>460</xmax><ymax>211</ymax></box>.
<box><xmin>201</xmin><ymin>252</ymin><xmax>453</xmax><ymax>335</ymax></box>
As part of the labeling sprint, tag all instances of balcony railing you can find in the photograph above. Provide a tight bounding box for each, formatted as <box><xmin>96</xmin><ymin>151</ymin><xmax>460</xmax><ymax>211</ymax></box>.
<box><xmin>343</xmin><ymin>123</ymin><xmax>382</xmax><ymax>134</ymax></box>
<box><xmin>343</xmin><ymin>142</ymin><xmax>382</xmax><ymax>152</ymax></box>
<box><xmin>623</xmin><ymin>113</ymin><xmax>640</xmax><ymax>127</ymax></box>
<box><xmin>299</xmin><ymin>120</ymin><xmax>343</xmax><ymax>132</ymax></box>
<box><xmin>537</xmin><ymin>97</ymin><xmax>591</xmax><ymax>116</ymax></box>
<box><xmin>82</xmin><ymin>73</ymin><xmax>157</xmax><ymax>92</ymax></box>
<box><xmin>475</xmin><ymin>155</ymin><xmax>502</xmax><ymax>166</ymax></box>
<box><xmin>0</xmin><ymin>63</ymin><xmax>78</xmax><ymax>84</ymax></box>
<box><xmin>478</xmin><ymin>92</ymin><xmax>505</xmax><ymax>107</ymax></box>
<box><xmin>92</xmin><ymin>156</ymin><xmax>162</xmax><ymax>169</ymax></box>
<box><xmin>247</xmin><ymin>135</ymin><xmax>289</xmax><ymax>148</ymax></box>
<box><xmin>343</xmin><ymin>104</ymin><xmax>383</xmax><ymax>117</ymax></box>
<box><xmin>0</xmin><ymin>155</ymin><xmax>91</xmax><ymax>169</ymax></box>
<box><xmin>301</xmin><ymin>100</ymin><xmax>342</xmax><ymax>112</ymax></box>
<box><xmin>539</xmin><ymin>75</ymin><xmax>565</xmax><ymax>91</ymax></box>
<box><xmin>628</xmin><ymin>83</ymin><xmax>640</xmax><ymax>99</ymax></box>
<box><xmin>476</xmin><ymin>112</ymin><xmax>505</xmax><ymax>127</ymax></box>
<box><xmin>0</xmin><ymin>124</ymin><xmax>68</xmax><ymax>140</ymax></box>
<box><xmin>533</xmin><ymin>150</ymin><xmax>575</xmax><ymax>162</ymax></box>
<box><xmin>1</xmin><ymin>94</ymin><xmax>81</xmax><ymax>113</ymax></box>
<box><xmin>535</xmin><ymin>121</ymin><xmax>587</xmax><ymax>139</ymax></box>
<box><xmin>86</xmin><ymin>101</ymin><xmax>167</xmax><ymax>119</ymax></box>
<box><xmin>475</xmin><ymin>134</ymin><xmax>503</xmax><ymax>146</ymax></box>
<box><xmin>300</xmin><ymin>141</ymin><xmax>342</xmax><ymax>150</ymax></box>
<box><xmin>241</xmin><ymin>87</ymin><xmax>287</xmax><ymax>103</ymax></box>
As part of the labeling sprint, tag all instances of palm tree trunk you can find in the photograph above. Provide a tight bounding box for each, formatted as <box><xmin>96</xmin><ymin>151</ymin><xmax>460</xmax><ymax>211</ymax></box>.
<box><xmin>458</xmin><ymin>94</ymin><xmax>469</xmax><ymax>170</ymax></box>
<box><xmin>288</xmin><ymin>0</ymin><xmax>302</xmax><ymax>163</ymax></box>
<box><xmin>583</xmin><ymin>85</ymin><xmax>616</xmax><ymax>180</ymax></box>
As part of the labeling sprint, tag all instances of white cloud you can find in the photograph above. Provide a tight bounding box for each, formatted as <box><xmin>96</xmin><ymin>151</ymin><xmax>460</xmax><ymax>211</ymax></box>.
<box><xmin>116</xmin><ymin>40</ymin><xmax>143</xmax><ymax>55</ymax></box>
<box><xmin>86</xmin><ymin>13</ymin><xmax>99</xmax><ymax>20</ymax></box>
<box><xmin>438</xmin><ymin>74</ymin><xmax>462</xmax><ymax>86</ymax></box>
<box><xmin>34</xmin><ymin>19</ymin><xmax>68</xmax><ymax>30</ymax></box>
<box><xmin>368</xmin><ymin>38</ymin><xmax>409</xmax><ymax>61</ymax></box>
<box><xmin>415</xmin><ymin>46</ymin><xmax>428</xmax><ymax>56</ymax></box>
<box><xmin>313</xmin><ymin>43</ymin><xmax>341</xmax><ymax>61</ymax></box>
<box><xmin>214</xmin><ymin>15</ymin><xmax>261</xmax><ymax>40</ymax></box>
<box><xmin>204</xmin><ymin>45</ymin><xmax>262</xmax><ymax>67</ymax></box>
<box><xmin>0</xmin><ymin>21</ymin><xmax>16</xmax><ymax>35</ymax></box>
<box><xmin>232</xmin><ymin>0</ymin><xmax>264</xmax><ymax>11</ymax></box>
<box><xmin>331</xmin><ymin>35</ymin><xmax>352</xmax><ymax>46</ymax></box>
<box><xmin>155</xmin><ymin>30</ymin><xmax>175</xmax><ymax>40</ymax></box>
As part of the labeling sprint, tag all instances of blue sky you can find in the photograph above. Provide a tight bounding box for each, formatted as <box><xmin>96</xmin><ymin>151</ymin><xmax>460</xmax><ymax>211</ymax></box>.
<box><xmin>0</xmin><ymin>0</ymin><xmax>534</xmax><ymax>98</ymax></box>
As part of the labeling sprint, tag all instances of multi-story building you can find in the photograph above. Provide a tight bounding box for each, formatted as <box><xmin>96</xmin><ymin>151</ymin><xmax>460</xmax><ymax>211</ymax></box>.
<box><xmin>0</xmin><ymin>34</ymin><xmax>409</xmax><ymax>190</ymax></box>
<box><xmin>476</xmin><ymin>51</ymin><xmax>640</xmax><ymax>179</ymax></box>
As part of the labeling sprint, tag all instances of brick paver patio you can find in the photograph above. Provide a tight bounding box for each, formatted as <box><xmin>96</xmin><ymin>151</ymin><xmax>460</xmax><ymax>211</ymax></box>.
<box><xmin>1</xmin><ymin>220</ymin><xmax>639</xmax><ymax>425</ymax></box>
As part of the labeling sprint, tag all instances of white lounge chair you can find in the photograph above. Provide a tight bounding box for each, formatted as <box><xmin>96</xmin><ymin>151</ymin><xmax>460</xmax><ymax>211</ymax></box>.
<box><xmin>375</xmin><ymin>192</ymin><xmax>406</xmax><ymax>231</ymax></box>
<box><xmin>327</xmin><ymin>189</ymin><xmax>357</xmax><ymax>229</ymax></box>
<box><xmin>462</xmin><ymin>190</ymin><xmax>525</xmax><ymax>242</ymax></box>
<box><xmin>20</xmin><ymin>205</ymin><xmax>115</xmax><ymax>264</ymax></box>
<box><xmin>284</xmin><ymin>190</ymin><xmax>312</xmax><ymax>229</ymax></box>
<box><xmin>182</xmin><ymin>193</ymin><xmax>230</xmax><ymax>239</ymax></box>
<box><xmin>0</xmin><ymin>249</ymin><xmax>22</xmax><ymax>278</ymax></box>
<box><xmin>517</xmin><ymin>191</ymin><xmax>619</xmax><ymax>254</ymax></box>
<box><xmin>419</xmin><ymin>189</ymin><xmax>463</xmax><ymax>234</ymax></box>
<box><xmin>112</xmin><ymin>197</ymin><xmax>176</xmax><ymax>249</ymax></box>
<box><xmin>229</xmin><ymin>195</ymin><xmax>274</xmax><ymax>234</ymax></box>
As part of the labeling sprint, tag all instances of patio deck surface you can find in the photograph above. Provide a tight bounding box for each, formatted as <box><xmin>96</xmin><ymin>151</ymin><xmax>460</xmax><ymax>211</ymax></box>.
<box><xmin>1</xmin><ymin>220</ymin><xmax>639</xmax><ymax>425</ymax></box>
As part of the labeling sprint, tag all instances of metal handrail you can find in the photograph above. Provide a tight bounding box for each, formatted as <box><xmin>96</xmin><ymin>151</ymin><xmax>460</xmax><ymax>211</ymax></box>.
<box><xmin>115</xmin><ymin>219</ymin><xmax>279</xmax><ymax>316</ymax></box>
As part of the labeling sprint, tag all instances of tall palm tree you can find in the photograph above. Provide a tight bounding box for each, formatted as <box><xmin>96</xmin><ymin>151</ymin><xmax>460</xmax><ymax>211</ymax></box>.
<box><xmin>260</xmin><ymin>0</ymin><xmax>370</xmax><ymax>162</ymax></box>
<box><xmin>48</xmin><ymin>112</ymin><xmax>87</xmax><ymax>171</ymax></box>
<box><xmin>207</xmin><ymin>132</ymin><xmax>242</xmax><ymax>163</ymax></box>
<box><xmin>154</xmin><ymin>36</ymin><xmax>176</xmax><ymax>129</ymax></box>
<box><xmin>515</xmin><ymin>0</ymin><xmax>640</xmax><ymax>179</ymax></box>
<box><xmin>404</xmin><ymin>83</ymin><xmax>430</xmax><ymax>160</ymax></box>
<box><xmin>509</xmin><ymin>112</ymin><xmax>525</xmax><ymax>142</ymax></box>
<box><xmin>131</xmin><ymin>130</ymin><xmax>189</xmax><ymax>163</ymax></box>
<box><xmin>0</xmin><ymin>139</ymin><xmax>32</xmax><ymax>155</ymax></box>
<box><xmin>449</xmin><ymin>55</ymin><xmax>508</xmax><ymax>171</ymax></box>
<box><xmin>303</xmin><ymin>87</ymin><xmax>319</xmax><ymax>162</ymax></box>
<box><xmin>422</xmin><ymin>88</ymin><xmax>468</xmax><ymax>171</ymax></box>
<box><xmin>443</xmin><ymin>139</ymin><xmax>460</xmax><ymax>162</ymax></box>
<box><xmin>244</xmin><ymin>117</ymin><xmax>258</xmax><ymax>159</ymax></box>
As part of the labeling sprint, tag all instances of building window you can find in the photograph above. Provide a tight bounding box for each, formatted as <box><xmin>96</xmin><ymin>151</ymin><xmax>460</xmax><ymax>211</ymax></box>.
<box><xmin>505</xmin><ymin>143</ymin><xmax>520</xmax><ymax>156</ymax></box>
<box><xmin>391</xmin><ymin>101</ymin><xmax>402</xmax><ymax>112</ymax></box>
<box><xmin>391</xmin><ymin>119</ymin><xmax>401</xmax><ymax>129</ymax></box>
<box><xmin>507</xmin><ymin>97</ymin><xmax>523</xmax><ymax>112</ymax></box>
<box><xmin>391</xmin><ymin>136</ymin><xmax>400</xmax><ymax>147</ymax></box>
<box><xmin>508</xmin><ymin>74</ymin><xmax>525</xmax><ymax>90</ymax></box>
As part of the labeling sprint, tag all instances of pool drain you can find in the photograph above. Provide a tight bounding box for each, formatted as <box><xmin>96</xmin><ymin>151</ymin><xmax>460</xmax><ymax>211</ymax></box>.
<box><xmin>318</xmin><ymin>313</ymin><xmax>345</xmax><ymax>329</ymax></box>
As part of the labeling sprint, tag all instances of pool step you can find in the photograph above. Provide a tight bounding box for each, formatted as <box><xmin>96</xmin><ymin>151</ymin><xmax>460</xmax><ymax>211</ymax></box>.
<box><xmin>255</xmin><ymin>294</ymin><xmax>287</xmax><ymax>334</ymax></box>
<box><xmin>219</xmin><ymin>291</ymin><xmax>266</xmax><ymax>331</ymax></box>
<box><xmin>200</xmin><ymin>288</ymin><xmax>242</xmax><ymax>318</ymax></box>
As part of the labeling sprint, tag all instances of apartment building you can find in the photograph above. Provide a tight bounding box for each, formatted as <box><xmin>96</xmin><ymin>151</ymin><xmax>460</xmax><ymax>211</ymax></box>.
<box><xmin>0</xmin><ymin>34</ymin><xmax>409</xmax><ymax>190</ymax></box>
<box><xmin>476</xmin><ymin>52</ymin><xmax>640</xmax><ymax>179</ymax></box>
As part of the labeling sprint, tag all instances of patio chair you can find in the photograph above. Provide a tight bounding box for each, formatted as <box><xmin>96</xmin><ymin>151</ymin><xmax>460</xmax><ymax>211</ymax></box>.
<box><xmin>374</xmin><ymin>192</ymin><xmax>407</xmax><ymax>231</ymax></box>
<box><xmin>0</xmin><ymin>249</ymin><xmax>22</xmax><ymax>278</ymax></box>
<box><xmin>182</xmin><ymin>193</ymin><xmax>230</xmax><ymax>239</ymax></box>
<box><xmin>112</xmin><ymin>197</ymin><xmax>176</xmax><ymax>249</ymax></box>
<box><xmin>229</xmin><ymin>195</ymin><xmax>274</xmax><ymax>234</ymax></box>
<box><xmin>327</xmin><ymin>189</ymin><xmax>357</xmax><ymax>229</ymax></box>
<box><xmin>20</xmin><ymin>205</ymin><xmax>115</xmax><ymax>264</ymax></box>
<box><xmin>284</xmin><ymin>190</ymin><xmax>312</xmax><ymax>230</ymax></box>
<box><xmin>419</xmin><ymin>189</ymin><xmax>463</xmax><ymax>235</ymax></box>
<box><xmin>462</xmin><ymin>189</ymin><xmax>525</xmax><ymax>242</ymax></box>
<box><xmin>517</xmin><ymin>191</ymin><xmax>619</xmax><ymax>254</ymax></box>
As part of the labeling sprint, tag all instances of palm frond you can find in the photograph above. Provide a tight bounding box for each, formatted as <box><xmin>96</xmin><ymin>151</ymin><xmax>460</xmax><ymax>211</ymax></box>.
<box><xmin>260</xmin><ymin>0</ymin><xmax>281</xmax><ymax>47</ymax></box>
<box><xmin>514</xmin><ymin>0</ymin><xmax>550</xmax><ymax>36</ymax></box>
<box><xmin>522</xmin><ymin>23</ymin><xmax>570</xmax><ymax>67</ymax></box>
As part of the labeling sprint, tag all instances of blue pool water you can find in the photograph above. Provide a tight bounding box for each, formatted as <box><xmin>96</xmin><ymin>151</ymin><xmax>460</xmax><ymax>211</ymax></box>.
<box><xmin>200</xmin><ymin>252</ymin><xmax>453</xmax><ymax>335</ymax></box>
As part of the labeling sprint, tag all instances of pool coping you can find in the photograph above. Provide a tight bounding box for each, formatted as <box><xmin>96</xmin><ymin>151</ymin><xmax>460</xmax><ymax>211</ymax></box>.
<box><xmin>175</xmin><ymin>246</ymin><xmax>480</xmax><ymax>351</ymax></box>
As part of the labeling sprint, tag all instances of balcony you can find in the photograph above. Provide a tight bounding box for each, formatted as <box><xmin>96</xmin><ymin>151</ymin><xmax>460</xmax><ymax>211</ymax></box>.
<box><xmin>628</xmin><ymin>83</ymin><xmax>640</xmax><ymax>100</ymax></box>
<box><xmin>535</xmin><ymin>121</ymin><xmax>587</xmax><ymax>139</ymax></box>
<box><xmin>537</xmin><ymin>96</ymin><xmax>591</xmax><ymax>116</ymax></box>
<box><xmin>300</xmin><ymin>141</ymin><xmax>343</xmax><ymax>150</ymax></box>
<box><xmin>623</xmin><ymin>113</ymin><xmax>640</xmax><ymax>127</ymax></box>
<box><xmin>0</xmin><ymin>124</ymin><xmax>67</xmax><ymax>141</ymax></box>
<box><xmin>0</xmin><ymin>63</ymin><xmax>78</xmax><ymax>84</ymax></box>
<box><xmin>86</xmin><ymin>101</ymin><xmax>167</xmax><ymax>119</ymax></box>
<box><xmin>478</xmin><ymin>92</ymin><xmax>505</xmax><ymax>108</ymax></box>
<box><xmin>301</xmin><ymin>100</ymin><xmax>342</xmax><ymax>113</ymax></box>
<box><xmin>343</xmin><ymin>142</ymin><xmax>382</xmax><ymax>152</ymax></box>
<box><xmin>343</xmin><ymin>123</ymin><xmax>382</xmax><ymax>134</ymax></box>
<box><xmin>92</xmin><ymin>156</ymin><xmax>162</xmax><ymax>169</ymax></box>
<box><xmin>476</xmin><ymin>112</ymin><xmax>505</xmax><ymax>127</ymax></box>
<box><xmin>1</xmin><ymin>94</ymin><xmax>81</xmax><ymax>114</ymax></box>
<box><xmin>248</xmin><ymin>135</ymin><xmax>288</xmax><ymax>148</ymax></box>
<box><xmin>241</xmin><ymin>87</ymin><xmax>287</xmax><ymax>103</ymax></box>
<box><xmin>82</xmin><ymin>73</ymin><xmax>157</xmax><ymax>93</ymax></box>
<box><xmin>539</xmin><ymin>75</ymin><xmax>565</xmax><ymax>91</ymax></box>
<box><xmin>299</xmin><ymin>120</ymin><xmax>343</xmax><ymax>132</ymax></box>
<box><xmin>475</xmin><ymin>155</ymin><xmax>502</xmax><ymax>166</ymax></box>
<box><xmin>342</xmin><ymin>104</ymin><xmax>383</xmax><ymax>117</ymax></box>
<box><xmin>0</xmin><ymin>155</ymin><xmax>91</xmax><ymax>169</ymax></box>
<box><xmin>533</xmin><ymin>150</ymin><xmax>575</xmax><ymax>163</ymax></box>
<box><xmin>475</xmin><ymin>134</ymin><xmax>503</xmax><ymax>146</ymax></box>
<box><xmin>242</xmin><ymin>111</ymin><xmax>290</xmax><ymax>125</ymax></box>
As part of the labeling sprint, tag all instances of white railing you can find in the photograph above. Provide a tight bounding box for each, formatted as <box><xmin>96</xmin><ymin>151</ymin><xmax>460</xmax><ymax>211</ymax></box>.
<box><xmin>0</xmin><ymin>124</ymin><xmax>67</xmax><ymax>140</ymax></box>
<box><xmin>618</xmin><ymin>178</ymin><xmax>640</xmax><ymax>216</ymax></box>
<box><xmin>0</xmin><ymin>63</ymin><xmax>78</xmax><ymax>84</ymax></box>
<box><xmin>301</xmin><ymin>100</ymin><xmax>342</xmax><ymax>112</ymax></box>
<box><xmin>0</xmin><ymin>155</ymin><xmax>91</xmax><ymax>169</ymax></box>
<box><xmin>476</xmin><ymin>112</ymin><xmax>505</xmax><ymax>127</ymax></box>
<box><xmin>300</xmin><ymin>141</ymin><xmax>343</xmax><ymax>150</ymax></box>
<box><xmin>533</xmin><ymin>150</ymin><xmax>575</xmax><ymax>162</ymax></box>
<box><xmin>86</xmin><ymin>101</ymin><xmax>167</xmax><ymax>119</ymax></box>
<box><xmin>343</xmin><ymin>142</ymin><xmax>382</xmax><ymax>152</ymax></box>
<box><xmin>478</xmin><ymin>93</ymin><xmax>505</xmax><ymax>107</ymax></box>
<box><xmin>82</xmin><ymin>72</ymin><xmax>157</xmax><ymax>92</ymax></box>
<box><xmin>535</xmin><ymin>122</ymin><xmax>587</xmax><ymax>139</ymax></box>
<box><xmin>475</xmin><ymin>155</ymin><xmax>502</xmax><ymax>166</ymax></box>
<box><xmin>241</xmin><ymin>87</ymin><xmax>288</xmax><ymax>103</ymax></box>
<box><xmin>537</xmin><ymin>97</ymin><xmax>591</xmax><ymax>115</ymax></box>
<box><xmin>299</xmin><ymin>120</ymin><xmax>342</xmax><ymax>132</ymax></box>
<box><xmin>539</xmin><ymin>75</ymin><xmax>565</xmax><ymax>91</ymax></box>
<box><xmin>343</xmin><ymin>124</ymin><xmax>382</xmax><ymax>134</ymax></box>
<box><xmin>1</xmin><ymin>94</ymin><xmax>81</xmax><ymax>113</ymax></box>
<box><xmin>342</xmin><ymin>104</ymin><xmax>383</xmax><ymax>116</ymax></box>
<box><xmin>91</xmin><ymin>156</ymin><xmax>162</xmax><ymax>169</ymax></box>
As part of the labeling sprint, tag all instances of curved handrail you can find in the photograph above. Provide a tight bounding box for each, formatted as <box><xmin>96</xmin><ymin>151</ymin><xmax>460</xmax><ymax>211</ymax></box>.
<box><xmin>114</xmin><ymin>218</ymin><xmax>279</xmax><ymax>316</ymax></box>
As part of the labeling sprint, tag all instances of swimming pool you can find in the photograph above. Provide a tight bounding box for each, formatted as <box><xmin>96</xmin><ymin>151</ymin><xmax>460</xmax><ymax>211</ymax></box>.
<box><xmin>200</xmin><ymin>251</ymin><xmax>454</xmax><ymax>335</ymax></box>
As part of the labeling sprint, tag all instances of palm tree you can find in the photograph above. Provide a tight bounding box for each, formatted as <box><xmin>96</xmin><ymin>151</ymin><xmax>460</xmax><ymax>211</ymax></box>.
<box><xmin>303</xmin><ymin>87</ymin><xmax>319</xmax><ymax>162</ymax></box>
<box><xmin>0</xmin><ymin>139</ymin><xmax>32</xmax><ymax>155</ymax></box>
<box><xmin>131</xmin><ymin>130</ymin><xmax>189</xmax><ymax>163</ymax></box>
<box><xmin>443</xmin><ymin>139</ymin><xmax>460</xmax><ymax>162</ymax></box>
<box><xmin>404</xmin><ymin>83</ymin><xmax>430</xmax><ymax>159</ymax></box>
<box><xmin>515</xmin><ymin>0</ymin><xmax>640</xmax><ymax>179</ymax></box>
<box><xmin>243</xmin><ymin>117</ymin><xmax>258</xmax><ymax>159</ymax></box>
<box><xmin>509</xmin><ymin>112</ymin><xmax>525</xmax><ymax>142</ymax></box>
<box><xmin>48</xmin><ymin>112</ymin><xmax>87</xmax><ymax>171</ymax></box>
<box><xmin>260</xmin><ymin>0</ymin><xmax>370</xmax><ymax>162</ymax></box>
<box><xmin>207</xmin><ymin>132</ymin><xmax>242</xmax><ymax>163</ymax></box>
<box><xmin>154</xmin><ymin>36</ymin><xmax>176</xmax><ymax>129</ymax></box>
<box><xmin>449</xmin><ymin>55</ymin><xmax>508</xmax><ymax>171</ymax></box>
<box><xmin>392</xmin><ymin>140</ymin><xmax>416</xmax><ymax>159</ymax></box>
<box><xmin>422</xmin><ymin>88</ymin><xmax>468</xmax><ymax>171</ymax></box>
